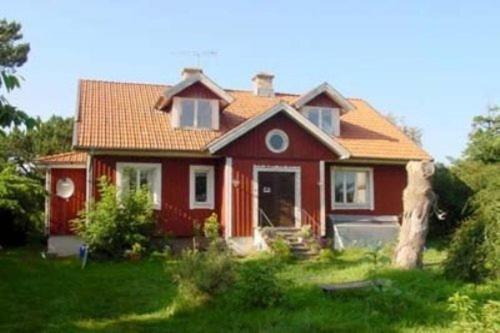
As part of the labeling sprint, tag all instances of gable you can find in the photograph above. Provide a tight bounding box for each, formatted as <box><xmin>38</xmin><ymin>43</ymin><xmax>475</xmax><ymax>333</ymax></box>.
<box><xmin>175</xmin><ymin>82</ymin><xmax>221</xmax><ymax>100</ymax></box>
<box><xmin>217</xmin><ymin>112</ymin><xmax>339</xmax><ymax>160</ymax></box>
<box><xmin>305</xmin><ymin>92</ymin><xmax>342</xmax><ymax>108</ymax></box>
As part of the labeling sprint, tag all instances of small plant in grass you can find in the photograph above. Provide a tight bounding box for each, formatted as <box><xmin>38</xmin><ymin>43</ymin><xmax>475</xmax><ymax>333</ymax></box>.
<box><xmin>233</xmin><ymin>260</ymin><xmax>285</xmax><ymax>308</ymax></box>
<box><xmin>174</xmin><ymin>213</ymin><xmax>235</xmax><ymax>298</ymax></box>
<box><xmin>72</xmin><ymin>176</ymin><xmax>155</xmax><ymax>259</ymax></box>
<box><xmin>269</xmin><ymin>236</ymin><xmax>292</xmax><ymax>261</ymax></box>
<box><xmin>203</xmin><ymin>213</ymin><xmax>220</xmax><ymax>241</ymax></box>
<box><xmin>318</xmin><ymin>248</ymin><xmax>337</xmax><ymax>261</ymax></box>
<box><xmin>448</xmin><ymin>292</ymin><xmax>500</xmax><ymax>332</ymax></box>
<box><xmin>125</xmin><ymin>242</ymin><xmax>143</xmax><ymax>261</ymax></box>
<box><xmin>174</xmin><ymin>246</ymin><xmax>235</xmax><ymax>298</ymax></box>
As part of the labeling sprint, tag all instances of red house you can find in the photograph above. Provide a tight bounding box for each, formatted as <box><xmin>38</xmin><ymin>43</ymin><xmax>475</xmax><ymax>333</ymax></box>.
<box><xmin>38</xmin><ymin>68</ymin><xmax>430</xmax><ymax>255</ymax></box>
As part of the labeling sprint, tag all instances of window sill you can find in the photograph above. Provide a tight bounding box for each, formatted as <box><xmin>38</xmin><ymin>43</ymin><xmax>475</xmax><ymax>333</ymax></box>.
<box><xmin>190</xmin><ymin>203</ymin><xmax>214</xmax><ymax>210</ymax></box>
<box><xmin>332</xmin><ymin>204</ymin><xmax>373</xmax><ymax>211</ymax></box>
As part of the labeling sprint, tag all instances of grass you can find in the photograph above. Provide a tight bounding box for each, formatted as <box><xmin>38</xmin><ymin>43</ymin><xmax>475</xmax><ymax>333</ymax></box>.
<box><xmin>0</xmin><ymin>245</ymin><xmax>498</xmax><ymax>333</ymax></box>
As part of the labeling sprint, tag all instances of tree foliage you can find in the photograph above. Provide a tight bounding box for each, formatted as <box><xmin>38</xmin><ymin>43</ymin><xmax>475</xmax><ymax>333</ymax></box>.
<box><xmin>72</xmin><ymin>177</ymin><xmax>156</xmax><ymax>259</ymax></box>
<box><xmin>0</xmin><ymin>19</ymin><xmax>34</xmax><ymax>133</ymax></box>
<box><xmin>0</xmin><ymin>115</ymin><xmax>74</xmax><ymax>171</ymax></box>
<box><xmin>444</xmin><ymin>106</ymin><xmax>500</xmax><ymax>282</ymax></box>
<box><xmin>0</xmin><ymin>165</ymin><xmax>44</xmax><ymax>246</ymax></box>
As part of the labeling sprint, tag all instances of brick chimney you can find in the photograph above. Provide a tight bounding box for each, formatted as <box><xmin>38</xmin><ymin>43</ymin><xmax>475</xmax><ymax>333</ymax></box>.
<box><xmin>181</xmin><ymin>67</ymin><xmax>203</xmax><ymax>80</ymax></box>
<box><xmin>252</xmin><ymin>72</ymin><xmax>274</xmax><ymax>97</ymax></box>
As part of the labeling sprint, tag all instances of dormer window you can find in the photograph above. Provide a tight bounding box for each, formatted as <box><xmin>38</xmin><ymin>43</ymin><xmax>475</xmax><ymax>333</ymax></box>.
<box><xmin>172</xmin><ymin>97</ymin><xmax>219</xmax><ymax>130</ymax></box>
<box><xmin>302</xmin><ymin>107</ymin><xmax>340</xmax><ymax>136</ymax></box>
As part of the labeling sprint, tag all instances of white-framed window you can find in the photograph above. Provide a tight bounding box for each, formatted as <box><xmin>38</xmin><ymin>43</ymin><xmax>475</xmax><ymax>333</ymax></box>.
<box><xmin>172</xmin><ymin>97</ymin><xmax>219</xmax><ymax>130</ymax></box>
<box><xmin>265</xmin><ymin>129</ymin><xmax>289</xmax><ymax>153</ymax></box>
<box><xmin>189</xmin><ymin>165</ymin><xmax>215</xmax><ymax>209</ymax></box>
<box><xmin>116</xmin><ymin>162</ymin><xmax>162</xmax><ymax>210</ymax></box>
<box><xmin>331</xmin><ymin>166</ymin><xmax>374</xmax><ymax>210</ymax></box>
<box><xmin>302</xmin><ymin>107</ymin><xmax>340</xmax><ymax>136</ymax></box>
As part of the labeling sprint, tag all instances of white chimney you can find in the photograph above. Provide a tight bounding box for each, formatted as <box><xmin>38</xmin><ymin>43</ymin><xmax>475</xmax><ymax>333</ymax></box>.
<box><xmin>181</xmin><ymin>67</ymin><xmax>203</xmax><ymax>80</ymax></box>
<box><xmin>252</xmin><ymin>72</ymin><xmax>274</xmax><ymax>97</ymax></box>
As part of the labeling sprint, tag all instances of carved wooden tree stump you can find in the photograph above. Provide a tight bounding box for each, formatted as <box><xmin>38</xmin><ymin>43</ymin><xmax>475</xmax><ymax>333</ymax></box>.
<box><xmin>393</xmin><ymin>161</ymin><xmax>435</xmax><ymax>269</ymax></box>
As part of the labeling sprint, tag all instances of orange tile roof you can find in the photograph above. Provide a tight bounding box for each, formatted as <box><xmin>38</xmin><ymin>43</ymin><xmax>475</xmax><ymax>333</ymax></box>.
<box><xmin>37</xmin><ymin>151</ymin><xmax>87</xmax><ymax>165</ymax></box>
<box><xmin>74</xmin><ymin>79</ymin><xmax>430</xmax><ymax>161</ymax></box>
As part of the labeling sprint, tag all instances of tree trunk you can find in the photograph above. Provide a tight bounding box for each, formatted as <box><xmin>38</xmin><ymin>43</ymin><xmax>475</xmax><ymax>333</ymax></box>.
<box><xmin>393</xmin><ymin>161</ymin><xmax>435</xmax><ymax>269</ymax></box>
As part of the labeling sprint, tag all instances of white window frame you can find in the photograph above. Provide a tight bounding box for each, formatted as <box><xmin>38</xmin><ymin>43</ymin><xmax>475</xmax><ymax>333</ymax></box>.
<box><xmin>265</xmin><ymin>129</ymin><xmax>289</xmax><ymax>153</ymax></box>
<box><xmin>116</xmin><ymin>162</ymin><xmax>162</xmax><ymax>210</ymax></box>
<box><xmin>331</xmin><ymin>166</ymin><xmax>374</xmax><ymax>210</ymax></box>
<box><xmin>302</xmin><ymin>106</ymin><xmax>340</xmax><ymax>136</ymax></box>
<box><xmin>189</xmin><ymin>165</ymin><xmax>215</xmax><ymax>210</ymax></box>
<box><xmin>172</xmin><ymin>97</ymin><xmax>219</xmax><ymax>130</ymax></box>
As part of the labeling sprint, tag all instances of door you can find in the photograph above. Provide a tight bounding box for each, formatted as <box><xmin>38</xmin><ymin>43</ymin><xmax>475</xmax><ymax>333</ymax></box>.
<box><xmin>258</xmin><ymin>171</ymin><xmax>296</xmax><ymax>227</ymax></box>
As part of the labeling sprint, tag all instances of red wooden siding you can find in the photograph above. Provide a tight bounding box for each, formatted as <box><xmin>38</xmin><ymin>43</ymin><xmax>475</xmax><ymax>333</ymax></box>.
<box><xmin>219</xmin><ymin>112</ymin><xmax>337</xmax><ymax>161</ymax></box>
<box><xmin>231</xmin><ymin>159</ymin><xmax>322</xmax><ymax>237</ymax></box>
<box><xmin>49</xmin><ymin>168</ymin><xmax>86</xmax><ymax>235</ymax></box>
<box><xmin>92</xmin><ymin>156</ymin><xmax>223</xmax><ymax>236</ymax></box>
<box><xmin>325</xmin><ymin>163</ymin><xmax>407</xmax><ymax>217</ymax></box>
<box><xmin>176</xmin><ymin>82</ymin><xmax>221</xmax><ymax>100</ymax></box>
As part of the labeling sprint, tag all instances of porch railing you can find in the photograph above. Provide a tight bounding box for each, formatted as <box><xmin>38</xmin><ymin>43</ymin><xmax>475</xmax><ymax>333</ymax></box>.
<box><xmin>259</xmin><ymin>208</ymin><xmax>274</xmax><ymax>228</ymax></box>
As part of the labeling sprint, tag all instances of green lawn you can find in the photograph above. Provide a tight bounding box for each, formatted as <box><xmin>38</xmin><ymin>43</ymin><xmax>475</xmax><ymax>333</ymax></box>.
<box><xmin>0</xmin><ymin>245</ymin><xmax>497</xmax><ymax>333</ymax></box>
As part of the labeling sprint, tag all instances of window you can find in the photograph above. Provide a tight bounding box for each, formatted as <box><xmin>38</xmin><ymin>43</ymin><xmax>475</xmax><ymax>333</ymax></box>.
<box><xmin>116</xmin><ymin>163</ymin><xmax>162</xmax><ymax>210</ymax></box>
<box><xmin>173</xmin><ymin>97</ymin><xmax>219</xmax><ymax>130</ymax></box>
<box><xmin>189</xmin><ymin>165</ymin><xmax>215</xmax><ymax>209</ymax></box>
<box><xmin>331</xmin><ymin>167</ymin><xmax>373</xmax><ymax>210</ymax></box>
<box><xmin>265</xmin><ymin>129</ymin><xmax>289</xmax><ymax>153</ymax></box>
<box><xmin>302</xmin><ymin>107</ymin><xmax>340</xmax><ymax>135</ymax></box>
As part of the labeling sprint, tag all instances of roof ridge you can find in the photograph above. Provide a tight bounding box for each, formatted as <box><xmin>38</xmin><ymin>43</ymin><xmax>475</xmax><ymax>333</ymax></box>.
<box><xmin>79</xmin><ymin>78</ymin><xmax>169</xmax><ymax>88</ymax></box>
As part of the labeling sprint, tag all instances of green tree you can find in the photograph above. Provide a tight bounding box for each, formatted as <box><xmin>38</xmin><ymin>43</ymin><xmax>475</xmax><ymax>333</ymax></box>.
<box><xmin>464</xmin><ymin>106</ymin><xmax>499</xmax><ymax>163</ymax></box>
<box><xmin>0</xmin><ymin>19</ymin><xmax>34</xmax><ymax>133</ymax></box>
<box><xmin>444</xmin><ymin>106</ymin><xmax>500</xmax><ymax>281</ymax></box>
<box><xmin>0</xmin><ymin>116</ymin><xmax>74</xmax><ymax>171</ymax></box>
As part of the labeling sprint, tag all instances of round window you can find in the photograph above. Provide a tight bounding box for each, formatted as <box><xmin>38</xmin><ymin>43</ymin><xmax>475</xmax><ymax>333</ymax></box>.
<box><xmin>56</xmin><ymin>178</ymin><xmax>75</xmax><ymax>199</ymax></box>
<box><xmin>265</xmin><ymin>129</ymin><xmax>289</xmax><ymax>153</ymax></box>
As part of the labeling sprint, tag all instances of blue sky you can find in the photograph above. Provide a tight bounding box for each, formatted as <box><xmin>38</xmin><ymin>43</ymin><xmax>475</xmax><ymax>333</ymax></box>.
<box><xmin>4</xmin><ymin>1</ymin><xmax>499</xmax><ymax>162</ymax></box>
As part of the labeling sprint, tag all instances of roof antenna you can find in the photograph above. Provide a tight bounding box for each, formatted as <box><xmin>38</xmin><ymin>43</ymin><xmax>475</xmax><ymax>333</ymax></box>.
<box><xmin>171</xmin><ymin>50</ymin><xmax>218</xmax><ymax>67</ymax></box>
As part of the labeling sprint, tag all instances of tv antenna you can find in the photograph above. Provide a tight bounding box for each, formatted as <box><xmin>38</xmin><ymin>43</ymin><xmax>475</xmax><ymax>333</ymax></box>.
<box><xmin>171</xmin><ymin>50</ymin><xmax>218</xmax><ymax>67</ymax></box>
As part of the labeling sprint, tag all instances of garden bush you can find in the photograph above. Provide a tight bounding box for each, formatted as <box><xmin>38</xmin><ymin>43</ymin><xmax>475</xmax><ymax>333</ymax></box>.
<box><xmin>72</xmin><ymin>176</ymin><xmax>155</xmax><ymax>259</ymax></box>
<box><xmin>269</xmin><ymin>236</ymin><xmax>292</xmax><ymax>261</ymax></box>
<box><xmin>174</xmin><ymin>214</ymin><xmax>235</xmax><ymax>297</ymax></box>
<box><xmin>233</xmin><ymin>259</ymin><xmax>285</xmax><ymax>308</ymax></box>
<box><xmin>0</xmin><ymin>165</ymin><xmax>44</xmax><ymax>247</ymax></box>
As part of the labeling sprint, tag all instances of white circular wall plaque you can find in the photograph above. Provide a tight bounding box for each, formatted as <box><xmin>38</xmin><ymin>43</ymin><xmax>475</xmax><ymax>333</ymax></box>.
<box><xmin>56</xmin><ymin>178</ymin><xmax>75</xmax><ymax>199</ymax></box>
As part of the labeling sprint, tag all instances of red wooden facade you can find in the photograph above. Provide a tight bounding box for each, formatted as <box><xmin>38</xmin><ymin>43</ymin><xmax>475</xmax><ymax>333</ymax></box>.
<box><xmin>46</xmin><ymin>85</ymin><xmax>409</xmax><ymax>239</ymax></box>
<box><xmin>92</xmin><ymin>156</ymin><xmax>224</xmax><ymax>236</ymax></box>
<box><xmin>49</xmin><ymin>168</ymin><xmax>86</xmax><ymax>235</ymax></box>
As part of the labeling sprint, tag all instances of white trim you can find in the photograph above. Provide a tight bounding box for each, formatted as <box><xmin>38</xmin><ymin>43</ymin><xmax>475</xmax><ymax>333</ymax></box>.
<box><xmin>88</xmin><ymin>150</ymin><xmax>214</xmax><ymax>158</ymax></box>
<box><xmin>252</xmin><ymin>165</ymin><xmax>302</xmax><ymax>229</ymax></box>
<box><xmin>40</xmin><ymin>164</ymin><xmax>86</xmax><ymax>169</ymax></box>
<box><xmin>319</xmin><ymin>161</ymin><xmax>326</xmax><ymax>236</ymax></box>
<box><xmin>330</xmin><ymin>166</ymin><xmax>374</xmax><ymax>210</ymax></box>
<box><xmin>223</xmin><ymin>158</ymin><xmax>233</xmax><ymax>239</ymax></box>
<box><xmin>172</xmin><ymin>97</ymin><xmax>220</xmax><ymax>130</ymax></box>
<box><xmin>85</xmin><ymin>154</ymin><xmax>92</xmax><ymax>206</ymax></box>
<box><xmin>265</xmin><ymin>129</ymin><xmax>289</xmax><ymax>153</ymax></box>
<box><xmin>293</xmin><ymin>82</ymin><xmax>355</xmax><ymax>112</ymax></box>
<box><xmin>207</xmin><ymin>102</ymin><xmax>350</xmax><ymax>159</ymax></box>
<box><xmin>189</xmin><ymin>165</ymin><xmax>215</xmax><ymax>210</ymax></box>
<box><xmin>44</xmin><ymin>168</ymin><xmax>51</xmax><ymax>235</ymax></box>
<box><xmin>116</xmin><ymin>162</ymin><xmax>162</xmax><ymax>210</ymax></box>
<box><xmin>159</xmin><ymin>72</ymin><xmax>234</xmax><ymax>107</ymax></box>
<box><xmin>302</xmin><ymin>106</ymin><xmax>340</xmax><ymax>136</ymax></box>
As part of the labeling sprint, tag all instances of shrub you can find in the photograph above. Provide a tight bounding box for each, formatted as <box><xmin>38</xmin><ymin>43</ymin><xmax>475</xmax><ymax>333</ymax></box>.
<box><xmin>72</xmin><ymin>176</ymin><xmax>155</xmax><ymax>259</ymax></box>
<box><xmin>0</xmin><ymin>165</ymin><xmax>44</xmax><ymax>247</ymax></box>
<box><xmin>269</xmin><ymin>236</ymin><xmax>292</xmax><ymax>261</ymax></box>
<box><xmin>174</xmin><ymin>245</ymin><xmax>235</xmax><ymax>297</ymax></box>
<box><xmin>448</xmin><ymin>292</ymin><xmax>500</xmax><ymax>332</ymax></box>
<box><xmin>233</xmin><ymin>260</ymin><xmax>285</xmax><ymax>308</ymax></box>
<box><xmin>428</xmin><ymin>163</ymin><xmax>472</xmax><ymax>239</ymax></box>
<box><xmin>203</xmin><ymin>213</ymin><xmax>220</xmax><ymax>241</ymax></box>
<box><xmin>444</xmin><ymin>162</ymin><xmax>499</xmax><ymax>282</ymax></box>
